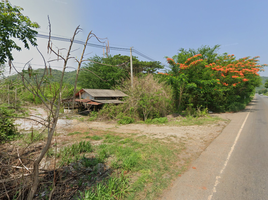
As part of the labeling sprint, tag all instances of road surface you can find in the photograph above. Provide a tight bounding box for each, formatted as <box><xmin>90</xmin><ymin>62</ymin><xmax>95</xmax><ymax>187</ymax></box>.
<box><xmin>162</xmin><ymin>95</ymin><xmax>268</xmax><ymax>200</ymax></box>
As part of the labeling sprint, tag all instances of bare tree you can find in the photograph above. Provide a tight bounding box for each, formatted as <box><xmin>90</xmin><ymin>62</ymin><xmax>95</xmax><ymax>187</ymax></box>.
<box><xmin>3</xmin><ymin>19</ymin><xmax>108</xmax><ymax>199</ymax></box>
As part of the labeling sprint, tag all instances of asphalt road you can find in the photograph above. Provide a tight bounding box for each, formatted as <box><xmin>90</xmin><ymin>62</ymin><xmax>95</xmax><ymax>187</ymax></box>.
<box><xmin>162</xmin><ymin>95</ymin><xmax>268</xmax><ymax>200</ymax></box>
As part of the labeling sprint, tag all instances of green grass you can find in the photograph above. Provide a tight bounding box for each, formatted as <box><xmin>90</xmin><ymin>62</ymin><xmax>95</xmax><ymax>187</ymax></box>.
<box><xmin>91</xmin><ymin>135</ymin><xmax>103</xmax><ymax>140</ymax></box>
<box><xmin>68</xmin><ymin>131</ymin><xmax>90</xmax><ymax>136</ymax></box>
<box><xmin>168</xmin><ymin>115</ymin><xmax>224</xmax><ymax>126</ymax></box>
<box><xmin>144</xmin><ymin>117</ymin><xmax>168</xmax><ymax>124</ymax></box>
<box><xmin>22</xmin><ymin>130</ymin><xmax>46</xmax><ymax>144</ymax></box>
<box><xmin>58</xmin><ymin>141</ymin><xmax>93</xmax><ymax>166</ymax></box>
<box><xmin>79</xmin><ymin>173</ymin><xmax>129</xmax><ymax>200</ymax></box>
<box><xmin>78</xmin><ymin>132</ymin><xmax>185</xmax><ymax>200</ymax></box>
<box><xmin>68</xmin><ymin>131</ymin><xmax>83</xmax><ymax>136</ymax></box>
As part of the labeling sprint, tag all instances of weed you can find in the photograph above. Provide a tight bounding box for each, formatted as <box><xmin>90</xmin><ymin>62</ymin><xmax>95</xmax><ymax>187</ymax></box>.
<box><xmin>91</xmin><ymin>135</ymin><xmax>102</xmax><ymax>140</ymax></box>
<box><xmin>68</xmin><ymin>131</ymin><xmax>83</xmax><ymax>136</ymax></box>
<box><xmin>104</xmin><ymin>134</ymin><xmax>123</xmax><ymax>143</ymax></box>
<box><xmin>145</xmin><ymin>117</ymin><xmax>168</xmax><ymax>124</ymax></box>
<box><xmin>58</xmin><ymin>141</ymin><xmax>93</xmax><ymax>166</ymax></box>
<box><xmin>46</xmin><ymin>148</ymin><xmax>55</xmax><ymax>158</ymax></box>
<box><xmin>117</xmin><ymin>116</ymin><xmax>135</xmax><ymax>125</ymax></box>
<box><xmin>79</xmin><ymin>173</ymin><xmax>129</xmax><ymax>200</ymax></box>
<box><xmin>168</xmin><ymin>115</ymin><xmax>224</xmax><ymax>126</ymax></box>
<box><xmin>88</xmin><ymin>111</ymin><xmax>98</xmax><ymax>121</ymax></box>
<box><xmin>22</xmin><ymin>130</ymin><xmax>46</xmax><ymax>144</ymax></box>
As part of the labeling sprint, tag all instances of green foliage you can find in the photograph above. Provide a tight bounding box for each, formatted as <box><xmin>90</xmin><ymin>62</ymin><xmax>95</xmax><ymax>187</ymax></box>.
<box><xmin>117</xmin><ymin>116</ymin><xmax>135</xmax><ymax>125</ymax></box>
<box><xmin>0</xmin><ymin>1</ymin><xmax>39</xmax><ymax>64</ymax></box>
<box><xmin>0</xmin><ymin>104</ymin><xmax>17</xmax><ymax>143</ymax></box>
<box><xmin>258</xmin><ymin>88</ymin><xmax>268</xmax><ymax>94</ymax></box>
<box><xmin>68</xmin><ymin>131</ymin><xmax>83</xmax><ymax>136</ymax></box>
<box><xmin>98</xmin><ymin>74</ymin><xmax>172</xmax><ymax>122</ymax></box>
<box><xmin>78</xmin><ymin>55</ymin><xmax>129</xmax><ymax>89</ymax></box>
<box><xmin>3</xmin><ymin>68</ymin><xmax>80</xmax><ymax>105</ymax></box>
<box><xmin>22</xmin><ymin>130</ymin><xmax>46</xmax><ymax>144</ymax></box>
<box><xmin>227</xmin><ymin>102</ymin><xmax>246</xmax><ymax>112</ymax></box>
<box><xmin>145</xmin><ymin>117</ymin><xmax>168</xmax><ymax>124</ymax></box>
<box><xmin>88</xmin><ymin>111</ymin><xmax>98</xmax><ymax>121</ymax></box>
<box><xmin>59</xmin><ymin>141</ymin><xmax>93</xmax><ymax>166</ymax></box>
<box><xmin>163</xmin><ymin>45</ymin><xmax>263</xmax><ymax>112</ymax></box>
<box><xmin>265</xmin><ymin>79</ymin><xmax>268</xmax><ymax>89</ymax></box>
<box><xmin>89</xmin><ymin>133</ymin><xmax>184</xmax><ymax>199</ymax></box>
<box><xmin>90</xmin><ymin>135</ymin><xmax>103</xmax><ymax>140</ymax></box>
<box><xmin>78</xmin><ymin>54</ymin><xmax>164</xmax><ymax>89</ymax></box>
<box><xmin>80</xmin><ymin>174</ymin><xmax>129</xmax><ymax>200</ymax></box>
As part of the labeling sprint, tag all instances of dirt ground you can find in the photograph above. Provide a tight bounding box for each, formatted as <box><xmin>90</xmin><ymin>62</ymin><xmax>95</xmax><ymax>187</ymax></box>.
<box><xmin>0</xmin><ymin>107</ymin><xmax>233</xmax><ymax>199</ymax></box>
<box><xmin>15</xmin><ymin>107</ymin><xmax>231</xmax><ymax>166</ymax></box>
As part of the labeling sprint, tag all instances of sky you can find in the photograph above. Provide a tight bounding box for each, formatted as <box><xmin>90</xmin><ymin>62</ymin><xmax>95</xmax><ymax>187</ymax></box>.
<box><xmin>6</xmin><ymin>0</ymin><xmax>268</xmax><ymax>76</ymax></box>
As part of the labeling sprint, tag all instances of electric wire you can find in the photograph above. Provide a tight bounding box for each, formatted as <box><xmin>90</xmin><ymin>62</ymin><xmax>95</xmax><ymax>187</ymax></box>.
<box><xmin>36</xmin><ymin>33</ymin><xmax>161</xmax><ymax>62</ymax></box>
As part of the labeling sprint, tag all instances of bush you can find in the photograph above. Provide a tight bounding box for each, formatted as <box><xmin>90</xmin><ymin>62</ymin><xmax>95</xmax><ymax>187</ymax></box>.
<box><xmin>117</xmin><ymin>116</ymin><xmax>135</xmax><ymax>125</ymax></box>
<box><xmin>227</xmin><ymin>102</ymin><xmax>246</xmax><ymax>112</ymax></box>
<box><xmin>145</xmin><ymin>117</ymin><xmax>168</xmax><ymax>124</ymax></box>
<box><xmin>0</xmin><ymin>105</ymin><xmax>17</xmax><ymax>143</ymax></box>
<box><xmin>98</xmin><ymin>74</ymin><xmax>172</xmax><ymax>122</ymax></box>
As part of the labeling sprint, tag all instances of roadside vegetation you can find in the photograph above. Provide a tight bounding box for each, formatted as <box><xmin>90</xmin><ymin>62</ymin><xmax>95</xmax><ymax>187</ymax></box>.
<box><xmin>0</xmin><ymin>1</ymin><xmax>265</xmax><ymax>199</ymax></box>
<box><xmin>0</xmin><ymin>128</ymin><xmax>187</xmax><ymax>199</ymax></box>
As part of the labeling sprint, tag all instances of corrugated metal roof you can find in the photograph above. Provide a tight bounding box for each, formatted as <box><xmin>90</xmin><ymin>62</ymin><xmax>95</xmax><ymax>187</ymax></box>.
<box><xmin>82</xmin><ymin>89</ymin><xmax>128</xmax><ymax>97</ymax></box>
<box><xmin>94</xmin><ymin>100</ymin><xmax>125</xmax><ymax>104</ymax></box>
<box><xmin>75</xmin><ymin>99</ymin><xmax>102</xmax><ymax>105</ymax></box>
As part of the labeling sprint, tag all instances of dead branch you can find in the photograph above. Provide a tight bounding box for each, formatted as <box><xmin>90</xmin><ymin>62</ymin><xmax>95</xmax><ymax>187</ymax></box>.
<box><xmin>17</xmin><ymin>149</ymin><xmax>30</xmax><ymax>173</ymax></box>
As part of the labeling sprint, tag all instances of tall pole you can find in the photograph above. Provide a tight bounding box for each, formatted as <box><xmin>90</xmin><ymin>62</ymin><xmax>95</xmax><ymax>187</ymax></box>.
<box><xmin>7</xmin><ymin>84</ymin><xmax>9</xmax><ymax>105</ymax></box>
<box><xmin>15</xmin><ymin>88</ymin><xmax>17</xmax><ymax>109</ymax></box>
<box><xmin>130</xmin><ymin>47</ymin><xmax>133</xmax><ymax>87</ymax></box>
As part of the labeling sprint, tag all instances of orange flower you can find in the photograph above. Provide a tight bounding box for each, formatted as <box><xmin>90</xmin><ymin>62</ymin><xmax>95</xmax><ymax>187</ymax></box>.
<box><xmin>232</xmin><ymin>75</ymin><xmax>239</xmax><ymax>78</ymax></box>
<box><xmin>167</xmin><ymin>58</ymin><xmax>174</xmax><ymax>63</ymax></box>
<box><xmin>242</xmin><ymin>78</ymin><xmax>249</xmax><ymax>82</ymax></box>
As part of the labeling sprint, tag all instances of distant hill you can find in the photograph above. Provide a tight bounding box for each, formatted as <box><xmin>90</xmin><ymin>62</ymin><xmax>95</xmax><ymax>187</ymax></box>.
<box><xmin>7</xmin><ymin>68</ymin><xmax>77</xmax><ymax>85</ymax></box>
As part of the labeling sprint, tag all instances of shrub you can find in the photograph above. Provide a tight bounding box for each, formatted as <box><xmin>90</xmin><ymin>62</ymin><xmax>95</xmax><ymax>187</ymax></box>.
<box><xmin>227</xmin><ymin>102</ymin><xmax>246</xmax><ymax>112</ymax></box>
<box><xmin>117</xmin><ymin>116</ymin><xmax>135</xmax><ymax>125</ymax></box>
<box><xmin>145</xmin><ymin>117</ymin><xmax>168</xmax><ymax>124</ymax></box>
<box><xmin>98</xmin><ymin>74</ymin><xmax>172</xmax><ymax>122</ymax></box>
<box><xmin>0</xmin><ymin>105</ymin><xmax>17</xmax><ymax>143</ymax></box>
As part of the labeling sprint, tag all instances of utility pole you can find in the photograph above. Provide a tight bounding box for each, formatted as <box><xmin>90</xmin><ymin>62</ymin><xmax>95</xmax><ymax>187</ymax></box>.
<box><xmin>15</xmin><ymin>88</ymin><xmax>17</xmax><ymax>109</ymax></box>
<box><xmin>130</xmin><ymin>47</ymin><xmax>133</xmax><ymax>87</ymax></box>
<box><xmin>7</xmin><ymin>84</ymin><xmax>9</xmax><ymax>105</ymax></box>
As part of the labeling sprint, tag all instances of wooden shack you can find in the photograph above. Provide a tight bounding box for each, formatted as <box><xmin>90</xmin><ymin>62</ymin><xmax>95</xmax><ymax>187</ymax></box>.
<box><xmin>62</xmin><ymin>89</ymin><xmax>128</xmax><ymax>112</ymax></box>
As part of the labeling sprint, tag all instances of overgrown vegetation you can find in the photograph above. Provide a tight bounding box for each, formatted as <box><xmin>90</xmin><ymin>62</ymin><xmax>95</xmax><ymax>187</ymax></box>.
<box><xmin>58</xmin><ymin>141</ymin><xmax>93</xmax><ymax>166</ymax></box>
<box><xmin>97</xmin><ymin>74</ymin><xmax>172</xmax><ymax>123</ymax></box>
<box><xmin>0</xmin><ymin>104</ymin><xmax>17</xmax><ymax>143</ymax></box>
<box><xmin>78</xmin><ymin>54</ymin><xmax>164</xmax><ymax>89</ymax></box>
<box><xmin>160</xmin><ymin>45</ymin><xmax>265</xmax><ymax>112</ymax></box>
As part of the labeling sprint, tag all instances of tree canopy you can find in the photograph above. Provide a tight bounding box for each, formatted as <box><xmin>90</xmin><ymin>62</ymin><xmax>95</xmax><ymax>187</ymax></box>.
<box><xmin>160</xmin><ymin>45</ymin><xmax>264</xmax><ymax>112</ymax></box>
<box><xmin>0</xmin><ymin>1</ymin><xmax>39</xmax><ymax>64</ymax></box>
<box><xmin>78</xmin><ymin>54</ymin><xmax>164</xmax><ymax>89</ymax></box>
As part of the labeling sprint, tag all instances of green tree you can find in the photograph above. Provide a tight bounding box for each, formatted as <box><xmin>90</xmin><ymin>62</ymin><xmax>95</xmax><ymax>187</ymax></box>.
<box><xmin>0</xmin><ymin>1</ymin><xmax>39</xmax><ymax>64</ymax></box>
<box><xmin>161</xmin><ymin>45</ymin><xmax>263</xmax><ymax>112</ymax></box>
<box><xmin>265</xmin><ymin>79</ymin><xmax>268</xmax><ymax>89</ymax></box>
<box><xmin>79</xmin><ymin>54</ymin><xmax>164</xmax><ymax>89</ymax></box>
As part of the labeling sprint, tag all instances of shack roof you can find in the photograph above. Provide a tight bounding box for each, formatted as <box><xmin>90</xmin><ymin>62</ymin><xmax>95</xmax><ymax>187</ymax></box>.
<box><xmin>76</xmin><ymin>89</ymin><xmax>128</xmax><ymax>98</ymax></box>
<box><xmin>94</xmin><ymin>100</ymin><xmax>124</xmax><ymax>104</ymax></box>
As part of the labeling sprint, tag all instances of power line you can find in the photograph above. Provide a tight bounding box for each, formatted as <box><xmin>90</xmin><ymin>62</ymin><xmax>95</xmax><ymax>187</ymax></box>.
<box><xmin>36</xmin><ymin>33</ymin><xmax>161</xmax><ymax>63</ymax></box>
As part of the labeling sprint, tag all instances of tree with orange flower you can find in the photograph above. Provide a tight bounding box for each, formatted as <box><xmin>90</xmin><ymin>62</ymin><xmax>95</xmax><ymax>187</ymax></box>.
<box><xmin>159</xmin><ymin>45</ymin><xmax>264</xmax><ymax>112</ymax></box>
